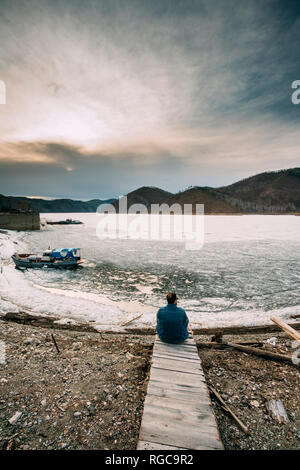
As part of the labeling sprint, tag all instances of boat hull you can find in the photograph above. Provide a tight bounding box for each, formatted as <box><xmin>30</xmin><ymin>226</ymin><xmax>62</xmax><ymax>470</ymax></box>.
<box><xmin>12</xmin><ymin>255</ymin><xmax>82</xmax><ymax>270</ymax></box>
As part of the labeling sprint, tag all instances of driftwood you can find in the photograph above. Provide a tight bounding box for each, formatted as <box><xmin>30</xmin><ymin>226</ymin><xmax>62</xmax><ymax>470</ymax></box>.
<box><xmin>226</xmin><ymin>342</ymin><xmax>293</xmax><ymax>364</ymax></box>
<box><xmin>267</xmin><ymin>399</ymin><xmax>289</xmax><ymax>424</ymax></box>
<box><xmin>197</xmin><ymin>341</ymin><xmax>294</xmax><ymax>364</ymax></box>
<box><xmin>193</xmin><ymin>323</ymin><xmax>300</xmax><ymax>336</ymax></box>
<box><xmin>209</xmin><ymin>386</ymin><xmax>250</xmax><ymax>435</ymax></box>
<box><xmin>197</xmin><ymin>341</ymin><xmax>264</xmax><ymax>349</ymax></box>
<box><xmin>270</xmin><ymin>316</ymin><xmax>300</xmax><ymax>342</ymax></box>
<box><xmin>120</xmin><ymin>313</ymin><xmax>143</xmax><ymax>327</ymax></box>
<box><xmin>1</xmin><ymin>311</ymin><xmax>98</xmax><ymax>333</ymax></box>
<box><xmin>51</xmin><ymin>333</ymin><xmax>60</xmax><ymax>353</ymax></box>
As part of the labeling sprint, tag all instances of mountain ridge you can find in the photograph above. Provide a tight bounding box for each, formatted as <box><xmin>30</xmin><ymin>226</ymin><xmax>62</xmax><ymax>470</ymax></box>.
<box><xmin>1</xmin><ymin>167</ymin><xmax>300</xmax><ymax>214</ymax></box>
<box><xmin>0</xmin><ymin>195</ymin><xmax>116</xmax><ymax>213</ymax></box>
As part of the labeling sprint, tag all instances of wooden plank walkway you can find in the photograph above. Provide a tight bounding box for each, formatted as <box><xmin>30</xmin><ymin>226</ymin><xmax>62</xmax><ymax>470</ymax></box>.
<box><xmin>137</xmin><ymin>337</ymin><xmax>223</xmax><ymax>450</ymax></box>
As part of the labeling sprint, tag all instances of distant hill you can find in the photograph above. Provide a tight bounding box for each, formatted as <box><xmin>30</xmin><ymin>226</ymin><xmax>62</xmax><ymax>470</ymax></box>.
<box><xmin>164</xmin><ymin>187</ymin><xmax>239</xmax><ymax>214</ymax></box>
<box><xmin>2</xmin><ymin>167</ymin><xmax>300</xmax><ymax>215</ymax></box>
<box><xmin>0</xmin><ymin>195</ymin><xmax>116</xmax><ymax>213</ymax></box>
<box><xmin>113</xmin><ymin>168</ymin><xmax>300</xmax><ymax>214</ymax></box>
<box><xmin>113</xmin><ymin>186</ymin><xmax>173</xmax><ymax>212</ymax></box>
<box><xmin>217</xmin><ymin>168</ymin><xmax>300</xmax><ymax>213</ymax></box>
<box><xmin>0</xmin><ymin>194</ymin><xmax>34</xmax><ymax>213</ymax></box>
<box><xmin>113</xmin><ymin>185</ymin><xmax>239</xmax><ymax>214</ymax></box>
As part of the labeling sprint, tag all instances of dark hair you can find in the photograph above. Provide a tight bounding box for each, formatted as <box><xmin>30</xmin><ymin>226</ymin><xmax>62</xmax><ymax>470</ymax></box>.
<box><xmin>167</xmin><ymin>292</ymin><xmax>177</xmax><ymax>304</ymax></box>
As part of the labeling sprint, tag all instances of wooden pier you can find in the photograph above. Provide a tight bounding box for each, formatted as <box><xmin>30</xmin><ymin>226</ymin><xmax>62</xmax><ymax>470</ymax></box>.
<box><xmin>137</xmin><ymin>337</ymin><xmax>223</xmax><ymax>450</ymax></box>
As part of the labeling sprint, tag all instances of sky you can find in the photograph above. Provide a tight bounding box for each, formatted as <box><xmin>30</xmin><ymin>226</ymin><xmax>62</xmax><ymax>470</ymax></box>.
<box><xmin>0</xmin><ymin>0</ymin><xmax>300</xmax><ymax>199</ymax></box>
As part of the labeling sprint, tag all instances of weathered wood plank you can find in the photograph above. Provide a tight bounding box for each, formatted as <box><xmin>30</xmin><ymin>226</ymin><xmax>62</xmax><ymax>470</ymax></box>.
<box><xmin>137</xmin><ymin>336</ymin><xmax>223</xmax><ymax>450</ymax></box>
<box><xmin>153</xmin><ymin>345</ymin><xmax>200</xmax><ymax>357</ymax></box>
<box><xmin>155</xmin><ymin>338</ymin><xmax>195</xmax><ymax>349</ymax></box>
<box><xmin>155</xmin><ymin>340</ymin><xmax>196</xmax><ymax>349</ymax></box>
<box><xmin>270</xmin><ymin>316</ymin><xmax>300</xmax><ymax>342</ymax></box>
<box><xmin>153</xmin><ymin>345</ymin><xmax>201</xmax><ymax>359</ymax></box>
<box><xmin>139</xmin><ymin>415</ymin><xmax>223</xmax><ymax>450</ymax></box>
<box><xmin>143</xmin><ymin>396</ymin><xmax>217</xmax><ymax>426</ymax></box>
<box><xmin>154</xmin><ymin>342</ymin><xmax>200</xmax><ymax>353</ymax></box>
<box><xmin>144</xmin><ymin>392</ymin><xmax>212</xmax><ymax>410</ymax></box>
<box><xmin>138</xmin><ymin>441</ymin><xmax>187</xmax><ymax>450</ymax></box>
<box><xmin>153</xmin><ymin>353</ymin><xmax>201</xmax><ymax>370</ymax></box>
<box><xmin>150</xmin><ymin>367</ymin><xmax>206</xmax><ymax>386</ymax></box>
<box><xmin>147</xmin><ymin>381</ymin><xmax>210</xmax><ymax>402</ymax></box>
<box><xmin>138</xmin><ymin>440</ymin><xmax>220</xmax><ymax>450</ymax></box>
<box><xmin>140</xmin><ymin>402</ymin><xmax>218</xmax><ymax>428</ymax></box>
<box><xmin>151</xmin><ymin>356</ymin><xmax>204</xmax><ymax>375</ymax></box>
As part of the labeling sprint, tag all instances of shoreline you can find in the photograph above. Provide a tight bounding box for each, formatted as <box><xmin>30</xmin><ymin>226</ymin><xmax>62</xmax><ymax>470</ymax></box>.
<box><xmin>39</xmin><ymin>212</ymin><xmax>300</xmax><ymax>215</ymax></box>
<box><xmin>1</xmin><ymin>224</ymin><xmax>300</xmax><ymax>332</ymax></box>
<box><xmin>1</xmin><ymin>310</ymin><xmax>300</xmax><ymax>337</ymax></box>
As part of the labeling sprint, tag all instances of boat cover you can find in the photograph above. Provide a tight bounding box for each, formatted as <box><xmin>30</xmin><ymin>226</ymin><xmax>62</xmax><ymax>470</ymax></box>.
<box><xmin>50</xmin><ymin>248</ymin><xmax>80</xmax><ymax>259</ymax></box>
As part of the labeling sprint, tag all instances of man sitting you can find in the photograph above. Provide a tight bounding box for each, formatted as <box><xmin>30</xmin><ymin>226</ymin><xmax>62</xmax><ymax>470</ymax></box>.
<box><xmin>156</xmin><ymin>292</ymin><xmax>189</xmax><ymax>344</ymax></box>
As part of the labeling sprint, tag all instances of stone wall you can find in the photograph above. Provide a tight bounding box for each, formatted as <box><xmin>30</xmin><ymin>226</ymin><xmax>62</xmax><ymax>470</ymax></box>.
<box><xmin>0</xmin><ymin>212</ymin><xmax>40</xmax><ymax>230</ymax></box>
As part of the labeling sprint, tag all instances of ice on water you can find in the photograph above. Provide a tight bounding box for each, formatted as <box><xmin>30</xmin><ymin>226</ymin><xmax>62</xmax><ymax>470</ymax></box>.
<box><xmin>0</xmin><ymin>214</ymin><xmax>300</xmax><ymax>329</ymax></box>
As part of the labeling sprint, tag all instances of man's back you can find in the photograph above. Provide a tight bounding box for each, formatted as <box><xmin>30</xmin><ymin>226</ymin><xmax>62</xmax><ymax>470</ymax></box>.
<box><xmin>156</xmin><ymin>303</ymin><xmax>189</xmax><ymax>344</ymax></box>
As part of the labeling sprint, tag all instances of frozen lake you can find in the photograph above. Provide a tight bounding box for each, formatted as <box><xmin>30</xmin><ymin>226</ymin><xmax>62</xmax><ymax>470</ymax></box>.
<box><xmin>1</xmin><ymin>214</ymin><xmax>300</xmax><ymax>330</ymax></box>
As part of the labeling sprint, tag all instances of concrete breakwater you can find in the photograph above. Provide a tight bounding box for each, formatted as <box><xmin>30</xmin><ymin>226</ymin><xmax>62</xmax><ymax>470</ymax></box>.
<box><xmin>0</xmin><ymin>212</ymin><xmax>40</xmax><ymax>230</ymax></box>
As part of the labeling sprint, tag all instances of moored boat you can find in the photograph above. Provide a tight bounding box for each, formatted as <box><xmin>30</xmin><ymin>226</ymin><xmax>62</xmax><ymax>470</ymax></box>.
<box><xmin>47</xmin><ymin>219</ymin><xmax>83</xmax><ymax>225</ymax></box>
<box><xmin>12</xmin><ymin>248</ymin><xmax>84</xmax><ymax>269</ymax></box>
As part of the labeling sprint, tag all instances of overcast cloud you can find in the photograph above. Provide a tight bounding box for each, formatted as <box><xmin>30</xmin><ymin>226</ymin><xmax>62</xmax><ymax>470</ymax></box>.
<box><xmin>0</xmin><ymin>0</ymin><xmax>299</xmax><ymax>198</ymax></box>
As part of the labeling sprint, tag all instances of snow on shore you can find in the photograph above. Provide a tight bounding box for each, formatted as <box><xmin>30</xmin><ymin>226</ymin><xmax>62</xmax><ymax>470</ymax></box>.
<box><xmin>0</xmin><ymin>231</ymin><xmax>155</xmax><ymax>330</ymax></box>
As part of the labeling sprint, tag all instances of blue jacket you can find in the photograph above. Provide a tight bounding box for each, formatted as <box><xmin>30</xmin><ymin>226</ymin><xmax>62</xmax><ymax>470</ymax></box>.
<box><xmin>156</xmin><ymin>304</ymin><xmax>189</xmax><ymax>344</ymax></box>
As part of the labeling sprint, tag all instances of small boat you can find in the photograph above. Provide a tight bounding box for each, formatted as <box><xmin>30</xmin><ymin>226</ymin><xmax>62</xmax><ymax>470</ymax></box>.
<box><xmin>47</xmin><ymin>219</ymin><xmax>83</xmax><ymax>225</ymax></box>
<box><xmin>12</xmin><ymin>248</ymin><xmax>84</xmax><ymax>269</ymax></box>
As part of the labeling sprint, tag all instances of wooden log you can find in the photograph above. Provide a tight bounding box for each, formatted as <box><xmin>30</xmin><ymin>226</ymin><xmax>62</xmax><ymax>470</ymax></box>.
<box><xmin>226</xmin><ymin>342</ymin><xmax>293</xmax><ymax>364</ymax></box>
<box><xmin>197</xmin><ymin>341</ymin><xmax>295</xmax><ymax>364</ymax></box>
<box><xmin>209</xmin><ymin>386</ymin><xmax>250</xmax><ymax>435</ymax></box>
<box><xmin>270</xmin><ymin>316</ymin><xmax>300</xmax><ymax>342</ymax></box>
<box><xmin>192</xmin><ymin>323</ymin><xmax>300</xmax><ymax>336</ymax></box>
<box><xmin>196</xmin><ymin>341</ymin><xmax>264</xmax><ymax>349</ymax></box>
<box><xmin>0</xmin><ymin>311</ymin><xmax>100</xmax><ymax>333</ymax></box>
<box><xmin>120</xmin><ymin>313</ymin><xmax>143</xmax><ymax>327</ymax></box>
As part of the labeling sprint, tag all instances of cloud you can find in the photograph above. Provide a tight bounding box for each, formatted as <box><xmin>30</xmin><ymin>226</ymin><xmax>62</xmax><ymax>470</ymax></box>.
<box><xmin>0</xmin><ymin>114</ymin><xmax>299</xmax><ymax>198</ymax></box>
<box><xmin>0</xmin><ymin>0</ymin><xmax>299</xmax><ymax>196</ymax></box>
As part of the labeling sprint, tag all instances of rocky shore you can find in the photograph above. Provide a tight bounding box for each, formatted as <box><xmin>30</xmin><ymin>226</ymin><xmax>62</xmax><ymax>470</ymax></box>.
<box><xmin>0</xmin><ymin>319</ymin><xmax>153</xmax><ymax>450</ymax></box>
<box><xmin>196</xmin><ymin>333</ymin><xmax>300</xmax><ymax>450</ymax></box>
<box><xmin>1</xmin><ymin>316</ymin><xmax>299</xmax><ymax>451</ymax></box>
